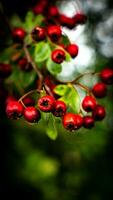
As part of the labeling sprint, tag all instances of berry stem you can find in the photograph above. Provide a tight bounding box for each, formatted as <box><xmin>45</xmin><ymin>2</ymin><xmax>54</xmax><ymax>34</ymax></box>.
<box><xmin>23</xmin><ymin>44</ymin><xmax>43</xmax><ymax>90</ymax></box>
<box><xmin>18</xmin><ymin>89</ymin><xmax>40</xmax><ymax>102</ymax></box>
<box><xmin>75</xmin><ymin>82</ymin><xmax>91</xmax><ymax>94</ymax></box>
<box><xmin>44</xmin><ymin>83</ymin><xmax>54</xmax><ymax>97</ymax></box>
<box><xmin>73</xmin><ymin>72</ymin><xmax>100</xmax><ymax>83</ymax></box>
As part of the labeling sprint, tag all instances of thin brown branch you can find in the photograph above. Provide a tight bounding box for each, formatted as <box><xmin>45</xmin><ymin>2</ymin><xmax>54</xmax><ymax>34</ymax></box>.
<box><xmin>72</xmin><ymin>72</ymin><xmax>100</xmax><ymax>83</ymax></box>
<box><xmin>18</xmin><ymin>89</ymin><xmax>40</xmax><ymax>102</ymax></box>
<box><xmin>44</xmin><ymin>84</ymin><xmax>54</xmax><ymax>97</ymax></box>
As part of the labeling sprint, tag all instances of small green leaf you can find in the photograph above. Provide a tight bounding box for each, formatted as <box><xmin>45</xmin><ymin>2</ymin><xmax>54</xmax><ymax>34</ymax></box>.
<box><xmin>47</xmin><ymin>58</ymin><xmax>62</xmax><ymax>75</ymax></box>
<box><xmin>53</xmin><ymin>84</ymin><xmax>69</xmax><ymax>96</ymax></box>
<box><xmin>46</xmin><ymin>114</ymin><xmax>58</xmax><ymax>140</ymax></box>
<box><xmin>34</xmin><ymin>42</ymin><xmax>51</xmax><ymax>63</ymax></box>
<box><xmin>62</xmin><ymin>35</ymin><xmax>70</xmax><ymax>46</ymax></box>
<box><xmin>65</xmin><ymin>52</ymin><xmax>72</xmax><ymax>62</ymax></box>
<box><xmin>10</xmin><ymin>14</ymin><xmax>24</xmax><ymax>28</ymax></box>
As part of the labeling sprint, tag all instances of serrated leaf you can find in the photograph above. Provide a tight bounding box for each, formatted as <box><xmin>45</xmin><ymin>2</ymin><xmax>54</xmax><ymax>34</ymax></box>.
<box><xmin>47</xmin><ymin>58</ymin><xmax>62</xmax><ymax>75</ymax></box>
<box><xmin>46</xmin><ymin>114</ymin><xmax>58</xmax><ymax>140</ymax></box>
<box><xmin>53</xmin><ymin>84</ymin><xmax>69</xmax><ymax>96</ymax></box>
<box><xmin>34</xmin><ymin>42</ymin><xmax>51</xmax><ymax>63</ymax></box>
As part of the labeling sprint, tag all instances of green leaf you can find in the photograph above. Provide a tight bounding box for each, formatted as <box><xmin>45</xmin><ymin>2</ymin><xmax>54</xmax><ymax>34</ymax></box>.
<box><xmin>47</xmin><ymin>58</ymin><xmax>62</xmax><ymax>75</ymax></box>
<box><xmin>62</xmin><ymin>35</ymin><xmax>70</xmax><ymax>46</ymax></box>
<box><xmin>34</xmin><ymin>42</ymin><xmax>51</xmax><ymax>63</ymax></box>
<box><xmin>10</xmin><ymin>14</ymin><xmax>24</xmax><ymax>28</ymax></box>
<box><xmin>46</xmin><ymin>114</ymin><xmax>58</xmax><ymax>140</ymax></box>
<box><xmin>53</xmin><ymin>84</ymin><xmax>69</xmax><ymax>96</ymax></box>
<box><xmin>65</xmin><ymin>52</ymin><xmax>72</xmax><ymax>62</ymax></box>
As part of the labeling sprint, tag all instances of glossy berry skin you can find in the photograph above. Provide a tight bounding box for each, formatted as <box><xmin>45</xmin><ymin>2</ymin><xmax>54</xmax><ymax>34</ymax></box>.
<box><xmin>62</xmin><ymin>113</ymin><xmax>83</xmax><ymax>131</ymax></box>
<box><xmin>51</xmin><ymin>49</ymin><xmax>65</xmax><ymax>64</ymax></box>
<box><xmin>92</xmin><ymin>82</ymin><xmax>107</xmax><ymax>98</ymax></box>
<box><xmin>5</xmin><ymin>95</ymin><xmax>16</xmax><ymax>105</ymax></box>
<box><xmin>66</xmin><ymin>44</ymin><xmax>79</xmax><ymax>58</ymax></box>
<box><xmin>38</xmin><ymin>95</ymin><xmax>55</xmax><ymax>112</ymax></box>
<box><xmin>23</xmin><ymin>97</ymin><xmax>35</xmax><ymax>107</ymax></box>
<box><xmin>18</xmin><ymin>58</ymin><xmax>32</xmax><ymax>72</ymax></box>
<box><xmin>0</xmin><ymin>63</ymin><xmax>12</xmax><ymax>78</ymax></box>
<box><xmin>100</xmin><ymin>68</ymin><xmax>113</xmax><ymax>85</ymax></box>
<box><xmin>12</xmin><ymin>28</ymin><xmax>26</xmax><ymax>43</ymax></box>
<box><xmin>83</xmin><ymin>116</ymin><xmax>94</xmax><ymax>129</ymax></box>
<box><xmin>59</xmin><ymin>14</ymin><xmax>76</xmax><ymax>29</ymax></box>
<box><xmin>48</xmin><ymin>6</ymin><xmax>59</xmax><ymax>17</ymax></box>
<box><xmin>24</xmin><ymin>106</ymin><xmax>41</xmax><ymax>123</ymax></box>
<box><xmin>92</xmin><ymin>105</ymin><xmax>106</xmax><ymax>121</ymax></box>
<box><xmin>74</xmin><ymin>13</ymin><xmax>87</xmax><ymax>25</ymax></box>
<box><xmin>32</xmin><ymin>26</ymin><xmax>46</xmax><ymax>42</ymax></box>
<box><xmin>52</xmin><ymin>100</ymin><xmax>66</xmax><ymax>117</ymax></box>
<box><xmin>47</xmin><ymin>25</ymin><xmax>62</xmax><ymax>42</ymax></box>
<box><xmin>82</xmin><ymin>96</ymin><xmax>97</xmax><ymax>112</ymax></box>
<box><xmin>6</xmin><ymin>101</ymin><xmax>24</xmax><ymax>119</ymax></box>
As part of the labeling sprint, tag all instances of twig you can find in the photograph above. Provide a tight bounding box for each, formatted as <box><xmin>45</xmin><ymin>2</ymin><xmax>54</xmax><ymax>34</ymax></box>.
<box><xmin>44</xmin><ymin>84</ymin><xmax>54</xmax><ymax>97</ymax></box>
<box><xmin>18</xmin><ymin>89</ymin><xmax>40</xmax><ymax>102</ymax></box>
<box><xmin>72</xmin><ymin>72</ymin><xmax>100</xmax><ymax>83</ymax></box>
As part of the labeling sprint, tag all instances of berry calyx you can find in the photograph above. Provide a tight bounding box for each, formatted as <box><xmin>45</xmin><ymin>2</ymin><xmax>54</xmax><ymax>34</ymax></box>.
<box><xmin>31</xmin><ymin>26</ymin><xmax>46</xmax><ymax>42</ymax></box>
<box><xmin>62</xmin><ymin>113</ymin><xmax>83</xmax><ymax>131</ymax></box>
<box><xmin>6</xmin><ymin>101</ymin><xmax>24</xmax><ymax>119</ymax></box>
<box><xmin>92</xmin><ymin>105</ymin><xmax>106</xmax><ymax>121</ymax></box>
<box><xmin>83</xmin><ymin>116</ymin><xmax>94</xmax><ymax>129</ymax></box>
<box><xmin>18</xmin><ymin>58</ymin><xmax>32</xmax><ymax>72</ymax></box>
<box><xmin>23</xmin><ymin>106</ymin><xmax>41</xmax><ymax>123</ymax></box>
<box><xmin>100</xmin><ymin>68</ymin><xmax>113</xmax><ymax>85</ymax></box>
<box><xmin>82</xmin><ymin>96</ymin><xmax>97</xmax><ymax>112</ymax></box>
<box><xmin>47</xmin><ymin>25</ymin><xmax>62</xmax><ymax>42</ymax></box>
<box><xmin>66</xmin><ymin>44</ymin><xmax>79</xmax><ymax>58</ymax></box>
<box><xmin>92</xmin><ymin>82</ymin><xmax>107</xmax><ymax>98</ymax></box>
<box><xmin>12</xmin><ymin>27</ymin><xmax>26</xmax><ymax>43</ymax></box>
<box><xmin>51</xmin><ymin>49</ymin><xmax>65</xmax><ymax>64</ymax></box>
<box><xmin>38</xmin><ymin>95</ymin><xmax>55</xmax><ymax>112</ymax></box>
<box><xmin>0</xmin><ymin>63</ymin><xmax>12</xmax><ymax>78</ymax></box>
<box><xmin>23</xmin><ymin>97</ymin><xmax>35</xmax><ymax>107</ymax></box>
<box><xmin>52</xmin><ymin>100</ymin><xmax>66</xmax><ymax>117</ymax></box>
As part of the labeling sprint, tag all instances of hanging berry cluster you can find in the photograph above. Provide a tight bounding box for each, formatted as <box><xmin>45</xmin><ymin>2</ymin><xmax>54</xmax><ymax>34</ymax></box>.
<box><xmin>0</xmin><ymin>0</ymin><xmax>113</xmax><ymax>139</ymax></box>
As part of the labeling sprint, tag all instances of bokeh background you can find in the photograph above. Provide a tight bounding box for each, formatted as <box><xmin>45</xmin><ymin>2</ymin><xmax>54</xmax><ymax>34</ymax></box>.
<box><xmin>0</xmin><ymin>0</ymin><xmax>113</xmax><ymax>199</ymax></box>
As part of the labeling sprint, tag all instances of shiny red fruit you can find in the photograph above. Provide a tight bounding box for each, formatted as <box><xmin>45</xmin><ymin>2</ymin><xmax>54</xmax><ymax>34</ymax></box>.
<box><xmin>52</xmin><ymin>100</ymin><xmax>66</xmax><ymax>117</ymax></box>
<box><xmin>62</xmin><ymin>113</ymin><xmax>83</xmax><ymax>131</ymax></box>
<box><xmin>18</xmin><ymin>58</ymin><xmax>32</xmax><ymax>72</ymax></box>
<box><xmin>92</xmin><ymin>82</ymin><xmax>107</xmax><ymax>98</ymax></box>
<box><xmin>48</xmin><ymin>6</ymin><xmax>59</xmax><ymax>17</ymax></box>
<box><xmin>47</xmin><ymin>25</ymin><xmax>62</xmax><ymax>42</ymax></box>
<box><xmin>5</xmin><ymin>95</ymin><xmax>16</xmax><ymax>105</ymax></box>
<box><xmin>23</xmin><ymin>97</ymin><xmax>35</xmax><ymax>107</ymax></box>
<box><xmin>38</xmin><ymin>95</ymin><xmax>55</xmax><ymax>112</ymax></box>
<box><xmin>74</xmin><ymin>13</ymin><xmax>87</xmax><ymax>25</ymax></box>
<box><xmin>82</xmin><ymin>96</ymin><xmax>97</xmax><ymax>112</ymax></box>
<box><xmin>12</xmin><ymin>28</ymin><xmax>26</xmax><ymax>43</ymax></box>
<box><xmin>51</xmin><ymin>49</ymin><xmax>65</xmax><ymax>64</ymax></box>
<box><xmin>32</xmin><ymin>4</ymin><xmax>45</xmax><ymax>15</ymax></box>
<box><xmin>6</xmin><ymin>101</ymin><xmax>24</xmax><ymax>119</ymax></box>
<box><xmin>66</xmin><ymin>44</ymin><xmax>79</xmax><ymax>58</ymax></box>
<box><xmin>59</xmin><ymin>14</ymin><xmax>76</xmax><ymax>29</ymax></box>
<box><xmin>0</xmin><ymin>63</ymin><xmax>12</xmax><ymax>78</ymax></box>
<box><xmin>92</xmin><ymin>105</ymin><xmax>106</xmax><ymax>121</ymax></box>
<box><xmin>83</xmin><ymin>116</ymin><xmax>94</xmax><ymax>129</ymax></box>
<box><xmin>100</xmin><ymin>68</ymin><xmax>113</xmax><ymax>85</ymax></box>
<box><xmin>32</xmin><ymin>26</ymin><xmax>46</xmax><ymax>42</ymax></box>
<box><xmin>24</xmin><ymin>106</ymin><xmax>41</xmax><ymax>123</ymax></box>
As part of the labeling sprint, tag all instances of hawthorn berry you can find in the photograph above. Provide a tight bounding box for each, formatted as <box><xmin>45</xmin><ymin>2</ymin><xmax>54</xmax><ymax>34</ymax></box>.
<box><xmin>12</xmin><ymin>27</ymin><xmax>26</xmax><ymax>43</ymax></box>
<box><xmin>92</xmin><ymin>105</ymin><xmax>106</xmax><ymax>121</ymax></box>
<box><xmin>62</xmin><ymin>113</ymin><xmax>83</xmax><ymax>131</ymax></box>
<box><xmin>100</xmin><ymin>68</ymin><xmax>113</xmax><ymax>85</ymax></box>
<box><xmin>0</xmin><ymin>63</ymin><xmax>12</xmax><ymax>78</ymax></box>
<box><xmin>83</xmin><ymin>116</ymin><xmax>94</xmax><ymax>129</ymax></box>
<box><xmin>31</xmin><ymin>26</ymin><xmax>46</xmax><ymax>42</ymax></box>
<box><xmin>5</xmin><ymin>95</ymin><xmax>16</xmax><ymax>105</ymax></box>
<box><xmin>24</xmin><ymin>106</ymin><xmax>41</xmax><ymax>123</ymax></box>
<box><xmin>66</xmin><ymin>44</ymin><xmax>79</xmax><ymax>58</ymax></box>
<box><xmin>51</xmin><ymin>49</ymin><xmax>65</xmax><ymax>64</ymax></box>
<box><xmin>74</xmin><ymin>13</ymin><xmax>87</xmax><ymax>25</ymax></box>
<box><xmin>48</xmin><ymin>6</ymin><xmax>59</xmax><ymax>18</ymax></box>
<box><xmin>59</xmin><ymin>14</ymin><xmax>76</xmax><ymax>29</ymax></box>
<box><xmin>18</xmin><ymin>58</ymin><xmax>32</xmax><ymax>72</ymax></box>
<box><xmin>23</xmin><ymin>97</ymin><xmax>35</xmax><ymax>107</ymax></box>
<box><xmin>52</xmin><ymin>100</ymin><xmax>66</xmax><ymax>117</ymax></box>
<box><xmin>82</xmin><ymin>96</ymin><xmax>97</xmax><ymax>112</ymax></box>
<box><xmin>92</xmin><ymin>82</ymin><xmax>107</xmax><ymax>98</ymax></box>
<box><xmin>38</xmin><ymin>95</ymin><xmax>55</xmax><ymax>112</ymax></box>
<box><xmin>6</xmin><ymin>101</ymin><xmax>24</xmax><ymax>119</ymax></box>
<box><xmin>47</xmin><ymin>25</ymin><xmax>62</xmax><ymax>42</ymax></box>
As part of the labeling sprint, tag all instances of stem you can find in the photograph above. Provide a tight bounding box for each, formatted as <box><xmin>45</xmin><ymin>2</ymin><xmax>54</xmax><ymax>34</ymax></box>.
<box><xmin>75</xmin><ymin>82</ymin><xmax>91</xmax><ymax>94</ymax></box>
<box><xmin>18</xmin><ymin>89</ymin><xmax>40</xmax><ymax>102</ymax></box>
<box><xmin>23</xmin><ymin>44</ymin><xmax>43</xmax><ymax>90</ymax></box>
<box><xmin>73</xmin><ymin>72</ymin><xmax>100</xmax><ymax>83</ymax></box>
<box><xmin>44</xmin><ymin>84</ymin><xmax>54</xmax><ymax>97</ymax></box>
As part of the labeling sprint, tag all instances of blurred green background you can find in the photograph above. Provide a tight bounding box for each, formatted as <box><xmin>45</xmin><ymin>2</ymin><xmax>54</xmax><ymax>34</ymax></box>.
<box><xmin>0</xmin><ymin>0</ymin><xmax>113</xmax><ymax>199</ymax></box>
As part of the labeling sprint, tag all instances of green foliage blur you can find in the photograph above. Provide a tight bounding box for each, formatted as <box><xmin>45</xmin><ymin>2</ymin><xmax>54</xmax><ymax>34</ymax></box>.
<box><xmin>0</xmin><ymin>0</ymin><xmax>113</xmax><ymax>199</ymax></box>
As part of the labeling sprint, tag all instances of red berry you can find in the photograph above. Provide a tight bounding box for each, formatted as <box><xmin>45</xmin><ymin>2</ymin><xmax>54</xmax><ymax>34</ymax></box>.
<box><xmin>18</xmin><ymin>58</ymin><xmax>32</xmax><ymax>72</ymax></box>
<box><xmin>48</xmin><ymin>6</ymin><xmax>59</xmax><ymax>17</ymax></box>
<box><xmin>83</xmin><ymin>116</ymin><xmax>94</xmax><ymax>129</ymax></box>
<box><xmin>82</xmin><ymin>96</ymin><xmax>97</xmax><ymax>112</ymax></box>
<box><xmin>51</xmin><ymin>49</ymin><xmax>65</xmax><ymax>64</ymax></box>
<box><xmin>47</xmin><ymin>25</ymin><xmax>62</xmax><ymax>42</ymax></box>
<box><xmin>38</xmin><ymin>95</ymin><xmax>55</xmax><ymax>112</ymax></box>
<box><xmin>23</xmin><ymin>97</ymin><xmax>35</xmax><ymax>107</ymax></box>
<box><xmin>92</xmin><ymin>82</ymin><xmax>107</xmax><ymax>98</ymax></box>
<box><xmin>0</xmin><ymin>63</ymin><xmax>12</xmax><ymax>78</ymax></box>
<box><xmin>12</xmin><ymin>28</ymin><xmax>26</xmax><ymax>43</ymax></box>
<box><xmin>32</xmin><ymin>26</ymin><xmax>46</xmax><ymax>42</ymax></box>
<box><xmin>66</xmin><ymin>44</ymin><xmax>79</xmax><ymax>58</ymax></box>
<box><xmin>52</xmin><ymin>100</ymin><xmax>66</xmax><ymax>117</ymax></box>
<box><xmin>74</xmin><ymin>13</ymin><xmax>87</xmax><ymax>25</ymax></box>
<box><xmin>100</xmin><ymin>68</ymin><xmax>113</xmax><ymax>85</ymax></box>
<box><xmin>92</xmin><ymin>105</ymin><xmax>106</xmax><ymax>121</ymax></box>
<box><xmin>59</xmin><ymin>14</ymin><xmax>76</xmax><ymax>29</ymax></box>
<box><xmin>6</xmin><ymin>101</ymin><xmax>24</xmax><ymax>119</ymax></box>
<box><xmin>62</xmin><ymin>113</ymin><xmax>83</xmax><ymax>131</ymax></box>
<box><xmin>5</xmin><ymin>95</ymin><xmax>16</xmax><ymax>105</ymax></box>
<box><xmin>24</xmin><ymin>106</ymin><xmax>41</xmax><ymax>123</ymax></box>
<box><xmin>32</xmin><ymin>3</ymin><xmax>45</xmax><ymax>15</ymax></box>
